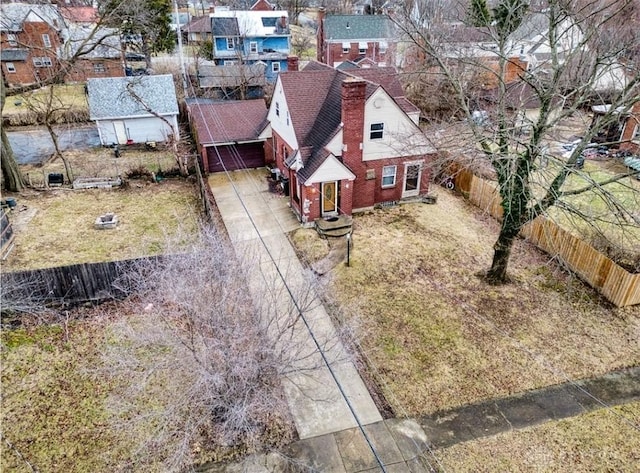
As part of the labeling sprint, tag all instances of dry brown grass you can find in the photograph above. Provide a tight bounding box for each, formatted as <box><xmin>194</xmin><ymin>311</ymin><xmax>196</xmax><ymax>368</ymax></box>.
<box><xmin>2</xmin><ymin>145</ymin><xmax>200</xmax><ymax>271</ymax></box>
<box><xmin>2</xmin><ymin>180</ymin><xmax>201</xmax><ymax>271</ymax></box>
<box><xmin>294</xmin><ymin>187</ymin><xmax>640</xmax><ymax>416</ymax></box>
<box><xmin>437</xmin><ymin>402</ymin><xmax>640</xmax><ymax>472</ymax></box>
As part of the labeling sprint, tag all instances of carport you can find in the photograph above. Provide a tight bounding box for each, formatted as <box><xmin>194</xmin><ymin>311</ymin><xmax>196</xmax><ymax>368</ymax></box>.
<box><xmin>187</xmin><ymin>98</ymin><xmax>269</xmax><ymax>174</ymax></box>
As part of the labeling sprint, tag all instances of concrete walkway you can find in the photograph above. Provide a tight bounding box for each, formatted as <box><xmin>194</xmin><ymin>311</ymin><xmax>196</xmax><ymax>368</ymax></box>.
<box><xmin>207</xmin><ymin>169</ymin><xmax>382</xmax><ymax>439</ymax></box>
<box><xmin>200</xmin><ymin>367</ymin><xmax>639</xmax><ymax>472</ymax></box>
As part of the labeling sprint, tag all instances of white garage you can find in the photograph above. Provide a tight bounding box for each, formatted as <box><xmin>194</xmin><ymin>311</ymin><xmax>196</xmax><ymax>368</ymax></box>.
<box><xmin>87</xmin><ymin>75</ymin><xmax>179</xmax><ymax>146</ymax></box>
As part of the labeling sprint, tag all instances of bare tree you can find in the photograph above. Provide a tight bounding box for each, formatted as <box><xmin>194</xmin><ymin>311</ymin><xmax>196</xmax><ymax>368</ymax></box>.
<box><xmin>395</xmin><ymin>0</ymin><xmax>640</xmax><ymax>282</ymax></box>
<box><xmin>21</xmin><ymin>86</ymin><xmax>75</xmax><ymax>183</ymax></box>
<box><xmin>104</xmin><ymin>226</ymin><xmax>349</xmax><ymax>470</ymax></box>
<box><xmin>1</xmin><ymin>80</ymin><xmax>25</xmax><ymax>192</ymax></box>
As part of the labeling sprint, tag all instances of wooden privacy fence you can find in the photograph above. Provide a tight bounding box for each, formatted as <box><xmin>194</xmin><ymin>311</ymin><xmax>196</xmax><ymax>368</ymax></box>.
<box><xmin>1</xmin><ymin>256</ymin><xmax>163</xmax><ymax>308</ymax></box>
<box><xmin>454</xmin><ymin>168</ymin><xmax>640</xmax><ymax>307</ymax></box>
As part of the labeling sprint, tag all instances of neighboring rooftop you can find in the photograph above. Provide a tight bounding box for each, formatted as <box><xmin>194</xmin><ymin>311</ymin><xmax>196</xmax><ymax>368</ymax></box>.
<box><xmin>210</xmin><ymin>10</ymin><xmax>289</xmax><ymax>36</ymax></box>
<box><xmin>0</xmin><ymin>2</ymin><xmax>65</xmax><ymax>32</ymax></box>
<box><xmin>86</xmin><ymin>74</ymin><xmax>178</xmax><ymax>120</ymax></box>
<box><xmin>185</xmin><ymin>15</ymin><xmax>211</xmax><ymax>34</ymax></box>
<box><xmin>322</xmin><ymin>14</ymin><xmax>394</xmax><ymax>41</ymax></box>
<box><xmin>62</xmin><ymin>25</ymin><xmax>122</xmax><ymax>59</ymax></box>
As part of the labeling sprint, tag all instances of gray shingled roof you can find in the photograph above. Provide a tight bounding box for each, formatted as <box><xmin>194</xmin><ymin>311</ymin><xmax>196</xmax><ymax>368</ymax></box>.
<box><xmin>212</xmin><ymin>17</ymin><xmax>240</xmax><ymax>36</ymax></box>
<box><xmin>0</xmin><ymin>49</ymin><xmax>29</xmax><ymax>61</ymax></box>
<box><xmin>323</xmin><ymin>14</ymin><xmax>393</xmax><ymax>41</ymax></box>
<box><xmin>87</xmin><ymin>75</ymin><xmax>178</xmax><ymax>120</ymax></box>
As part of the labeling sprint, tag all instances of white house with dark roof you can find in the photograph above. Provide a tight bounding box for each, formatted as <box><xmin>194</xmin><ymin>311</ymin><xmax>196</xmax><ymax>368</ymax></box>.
<box><xmin>87</xmin><ymin>74</ymin><xmax>179</xmax><ymax>146</ymax></box>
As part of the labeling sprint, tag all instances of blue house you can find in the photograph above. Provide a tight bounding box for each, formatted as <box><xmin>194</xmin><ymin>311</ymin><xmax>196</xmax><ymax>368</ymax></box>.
<box><xmin>210</xmin><ymin>9</ymin><xmax>291</xmax><ymax>83</ymax></box>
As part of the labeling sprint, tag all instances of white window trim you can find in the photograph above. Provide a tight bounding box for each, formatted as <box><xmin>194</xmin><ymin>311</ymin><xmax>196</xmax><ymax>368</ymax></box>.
<box><xmin>381</xmin><ymin>165</ymin><xmax>396</xmax><ymax>187</ymax></box>
<box><xmin>226</xmin><ymin>37</ymin><xmax>235</xmax><ymax>50</ymax></box>
<box><xmin>633</xmin><ymin>124</ymin><xmax>640</xmax><ymax>143</ymax></box>
<box><xmin>42</xmin><ymin>33</ymin><xmax>51</xmax><ymax>48</ymax></box>
<box><xmin>6</xmin><ymin>62</ymin><xmax>16</xmax><ymax>73</ymax></box>
<box><xmin>402</xmin><ymin>161</ymin><xmax>423</xmax><ymax>198</ymax></box>
<box><xmin>223</xmin><ymin>60</ymin><xmax>238</xmax><ymax>65</ymax></box>
<box><xmin>249</xmin><ymin>41</ymin><xmax>258</xmax><ymax>53</ymax></box>
<box><xmin>342</xmin><ymin>41</ymin><xmax>350</xmax><ymax>53</ymax></box>
<box><xmin>272</xmin><ymin>61</ymin><xmax>280</xmax><ymax>72</ymax></box>
<box><xmin>7</xmin><ymin>34</ymin><xmax>17</xmax><ymax>46</ymax></box>
<box><xmin>370</xmin><ymin>122</ymin><xmax>384</xmax><ymax>140</ymax></box>
<box><xmin>275</xmin><ymin>101</ymin><xmax>280</xmax><ymax>117</ymax></box>
<box><xmin>358</xmin><ymin>41</ymin><xmax>367</xmax><ymax>53</ymax></box>
<box><xmin>93</xmin><ymin>62</ymin><xmax>105</xmax><ymax>73</ymax></box>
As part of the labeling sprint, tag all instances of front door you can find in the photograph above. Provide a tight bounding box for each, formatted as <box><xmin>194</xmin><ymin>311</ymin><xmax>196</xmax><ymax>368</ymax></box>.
<box><xmin>402</xmin><ymin>163</ymin><xmax>421</xmax><ymax>198</ymax></box>
<box><xmin>321</xmin><ymin>181</ymin><xmax>337</xmax><ymax>215</ymax></box>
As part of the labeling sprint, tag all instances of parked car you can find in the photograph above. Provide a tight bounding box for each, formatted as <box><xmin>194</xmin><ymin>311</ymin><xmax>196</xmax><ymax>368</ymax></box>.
<box><xmin>125</xmin><ymin>52</ymin><xmax>146</xmax><ymax>61</ymax></box>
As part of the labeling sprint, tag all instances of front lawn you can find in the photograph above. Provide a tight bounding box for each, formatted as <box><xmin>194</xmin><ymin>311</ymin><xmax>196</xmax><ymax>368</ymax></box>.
<box><xmin>292</xmin><ymin>187</ymin><xmax>639</xmax><ymax>416</ymax></box>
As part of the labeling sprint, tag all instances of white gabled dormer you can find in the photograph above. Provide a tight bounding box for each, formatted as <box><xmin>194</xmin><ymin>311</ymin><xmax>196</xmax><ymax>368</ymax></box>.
<box><xmin>362</xmin><ymin>87</ymin><xmax>435</xmax><ymax>161</ymax></box>
<box><xmin>268</xmin><ymin>75</ymin><xmax>299</xmax><ymax>149</ymax></box>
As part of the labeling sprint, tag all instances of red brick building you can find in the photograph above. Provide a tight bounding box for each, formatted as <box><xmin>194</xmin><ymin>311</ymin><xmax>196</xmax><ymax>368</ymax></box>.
<box><xmin>316</xmin><ymin>11</ymin><xmax>395</xmax><ymax>68</ymax></box>
<box><xmin>266</xmin><ymin>61</ymin><xmax>434</xmax><ymax>224</ymax></box>
<box><xmin>1</xmin><ymin>3</ymin><xmax>123</xmax><ymax>87</ymax></box>
<box><xmin>620</xmin><ymin>102</ymin><xmax>640</xmax><ymax>154</ymax></box>
<box><xmin>0</xmin><ymin>6</ymin><xmax>63</xmax><ymax>87</ymax></box>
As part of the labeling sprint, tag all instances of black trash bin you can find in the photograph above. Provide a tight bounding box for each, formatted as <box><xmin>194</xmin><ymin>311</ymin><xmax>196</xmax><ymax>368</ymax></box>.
<box><xmin>281</xmin><ymin>178</ymin><xmax>290</xmax><ymax>196</ymax></box>
<box><xmin>48</xmin><ymin>173</ymin><xmax>64</xmax><ymax>186</ymax></box>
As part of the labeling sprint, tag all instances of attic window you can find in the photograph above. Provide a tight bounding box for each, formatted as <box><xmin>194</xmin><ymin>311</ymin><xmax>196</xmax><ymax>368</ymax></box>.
<box><xmin>7</xmin><ymin>34</ymin><xmax>17</xmax><ymax>46</ymax></box>
<box><xmin>633</xmin><ymin>125</ymin><xmax>640</xmax><ymax>143</ymax></box>
<box><xmin>370</xmin><ymin>123</ymin><xmax>384</xmax><ymax>140</ymax></box>
<box><xmin>275</xmin><ymin>101</ymin><xmax>280</xmax><ymax>117</ymax></box>
<box><xmin>42</xmin><ymin>34</ymin><xmax>51</xmax><ymax>48</ymax></box>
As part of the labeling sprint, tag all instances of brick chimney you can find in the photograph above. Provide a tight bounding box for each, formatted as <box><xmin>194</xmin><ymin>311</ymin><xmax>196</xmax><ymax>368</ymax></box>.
<box><xmin>286</xmin><ymin>55</ymin><xmax>299</xmax><ymax>72</ymax></box>
<box><xmin>341</xmin><ymin>78</ymin><xmax>373</xmax><ymax>210</ymax></box>
<box><xmin>317</xmin><ymin>8</ymin><xmax>326</xmax><ymax>62</ymax></box>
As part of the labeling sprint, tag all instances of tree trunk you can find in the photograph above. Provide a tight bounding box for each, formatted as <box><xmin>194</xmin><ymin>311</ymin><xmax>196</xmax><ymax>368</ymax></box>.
<box><xmin>1</xmin><ymin>127</ymin><xmax>25</xmax><ymax>192</ymax></box>
<box><xmin>486</xmin><ymin>224</ymin><xmax>520</xmax><ymax>284</ymax></box>
<box><xmin>1</xmin><ymin>80</ymin><xmax>25</xmax><ymax>192</ymax></box>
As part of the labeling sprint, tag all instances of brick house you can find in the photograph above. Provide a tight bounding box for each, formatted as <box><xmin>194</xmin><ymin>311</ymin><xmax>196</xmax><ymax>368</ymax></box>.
<box><xmin>266</xmin><ymin>61</ymin><xmax>434</xmax><ymax>224</ymax></box>
<box><xmin>620</xmin><ymin>102</ymin><xmax>640</xmax><ymax>154</ymax></box>
<box><xmin>0</xmin><ymin>3</ymin><xmax>64</xmax><ymax>87</ymax></box>
<box><xmin>0</xmin><ymin>2</ymin><xmax>123</xmax><ymax>87</ymax></box>
<box><xmin>316</xmin><ymin>11</ymin><xmax>395</xmax><ymax>68</ymax></box>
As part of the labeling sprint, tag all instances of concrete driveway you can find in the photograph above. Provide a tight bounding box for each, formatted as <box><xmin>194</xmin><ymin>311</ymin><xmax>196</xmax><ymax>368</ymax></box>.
<box><xmin>207</xmin><ymin>169</ymin><xmax>382</xmax><ymax>439</ymax></box>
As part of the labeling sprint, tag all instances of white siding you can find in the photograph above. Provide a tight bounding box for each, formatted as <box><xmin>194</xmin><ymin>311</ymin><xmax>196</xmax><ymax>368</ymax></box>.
<box><xmin>96</xmin><ymin>115</ymin><xmax>179</xmax><ymax>146</ymax></box>
<box><xmin>362</xmin><ymin>88</ymin><xmax>434</xmax><ymax>161</ymax></box>
<box><xmin>268</xmin><ymin>76</ymin><xmax>299</xmax><ymax>148</ymax></box>
<box><xmin>305</xmin><ymin>155</ymin><xmax>355</xmax><ymax>185</ymax></box>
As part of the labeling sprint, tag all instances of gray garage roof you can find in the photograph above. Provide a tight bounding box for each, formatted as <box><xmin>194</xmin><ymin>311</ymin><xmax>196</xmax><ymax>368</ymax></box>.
<box><xmin>87</xmin><ymin>74</ymin><xmax>178</xmax><ymax>120</ymax></box>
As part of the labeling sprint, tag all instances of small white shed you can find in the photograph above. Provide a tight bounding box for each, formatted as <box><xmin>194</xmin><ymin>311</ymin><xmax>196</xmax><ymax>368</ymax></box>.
<box><xmin>87</xmin><ymin>75</ymin><xmax>180</xmax><ymax>146</ymax></box>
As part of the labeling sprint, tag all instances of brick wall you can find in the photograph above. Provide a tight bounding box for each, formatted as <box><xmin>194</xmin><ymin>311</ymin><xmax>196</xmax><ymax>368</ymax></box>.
<box><xmin>620</xmin><ymin>102</ymin><xmax>640</xmax><ymax>153</ymax></box>
<box><xmin>323</xmin><ymin>41</ymin><xmax>389</xmax><ymax>66</ymax></box>
<box><xmin>65</xmin><ymin>58</ymin><xmax>124</xmax><ymax>83</ymax></box>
